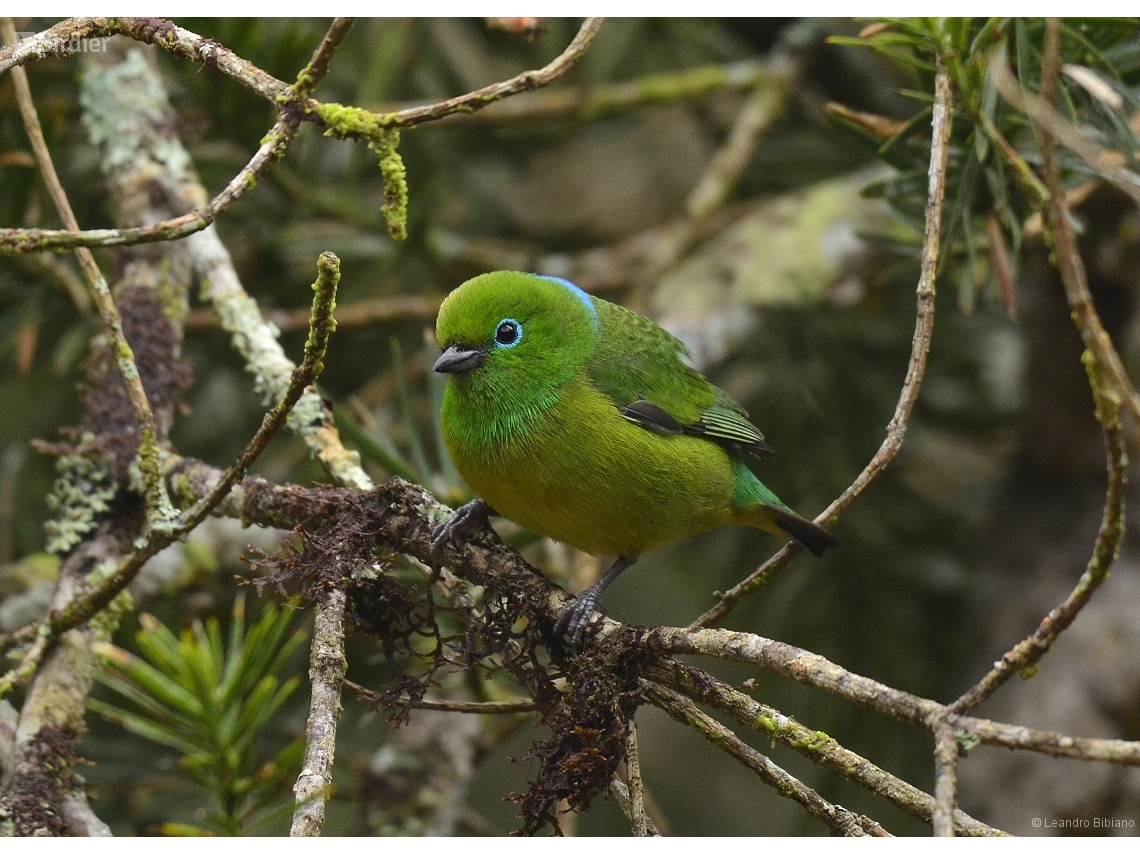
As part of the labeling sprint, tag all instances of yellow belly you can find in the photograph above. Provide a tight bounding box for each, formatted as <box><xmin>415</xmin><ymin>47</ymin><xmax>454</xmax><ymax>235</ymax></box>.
<box><xmin>444</xmin><ymin>379</ymin><xmax>738</xmax><ymax>558</ymax></box>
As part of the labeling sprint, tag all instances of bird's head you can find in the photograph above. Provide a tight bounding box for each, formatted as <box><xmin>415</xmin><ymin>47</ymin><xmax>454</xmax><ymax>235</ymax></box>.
<box><xmin>434</xmin><ymin>271</ymin><xmax>599</xmax><ymax>401</ymax></box>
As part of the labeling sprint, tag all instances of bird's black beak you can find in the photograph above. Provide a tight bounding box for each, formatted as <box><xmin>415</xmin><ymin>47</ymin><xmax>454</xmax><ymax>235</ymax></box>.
<box><xmin>433</xmin><ymin>344</ymin><xmax>487</xmax><ymax>374</ymax></box>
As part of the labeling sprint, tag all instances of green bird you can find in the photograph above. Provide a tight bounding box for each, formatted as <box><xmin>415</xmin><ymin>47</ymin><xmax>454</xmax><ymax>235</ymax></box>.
<box><xmin>431</xmin><ymin>270</ymin><xmax>835</xmax><ymax>640</ymax></box>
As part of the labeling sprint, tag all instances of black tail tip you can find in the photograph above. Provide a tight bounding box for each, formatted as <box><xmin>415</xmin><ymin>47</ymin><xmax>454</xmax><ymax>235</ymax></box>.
<box><xmin>768</xmin><ymin>506</ymin><xmax>837</xmax><ymax>558</ymax></box>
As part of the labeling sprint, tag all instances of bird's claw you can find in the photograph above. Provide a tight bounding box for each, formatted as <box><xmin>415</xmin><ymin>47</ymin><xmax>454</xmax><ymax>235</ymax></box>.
<box><xmin>554</xmin><ymin>588</ymin><xmax>605</xmax><ymax>646</ymax></box>
<box><xmin>430</xmin><ymin>499</ymin><xmax>492</xmax><ymax>564</ymax></box>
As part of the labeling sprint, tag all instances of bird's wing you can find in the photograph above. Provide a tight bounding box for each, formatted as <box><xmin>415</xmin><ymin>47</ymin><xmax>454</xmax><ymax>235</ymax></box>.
<box><xmin>586</xmin><ymin>300</ymin><xmax>776</xmax><ymax>460</ymax></box>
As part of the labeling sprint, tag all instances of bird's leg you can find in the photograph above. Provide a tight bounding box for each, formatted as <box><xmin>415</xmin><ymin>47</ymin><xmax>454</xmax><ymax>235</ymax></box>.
<box><xmin>430</xmin><ymin>498</ymin><xmax>496</xmax><ymax>563</ymax></box>
<box><xmin>555</xmin><ymin>556</ymin><xmax>634</xmax><ymax>645</ymax></box>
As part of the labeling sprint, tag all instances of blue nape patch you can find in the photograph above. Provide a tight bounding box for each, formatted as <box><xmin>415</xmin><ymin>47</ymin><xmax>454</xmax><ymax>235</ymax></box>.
<box><xmin>536</xmin><ymin>275</ymin><xmax>599</xmax><ymax>327</ymax></box>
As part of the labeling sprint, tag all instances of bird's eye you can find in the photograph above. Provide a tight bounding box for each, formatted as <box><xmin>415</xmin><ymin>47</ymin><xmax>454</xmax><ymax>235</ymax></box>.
<box><xmin>494</xmin><ymin>319</ymin><xmax>522</xmax><ymax>348</ymax></box>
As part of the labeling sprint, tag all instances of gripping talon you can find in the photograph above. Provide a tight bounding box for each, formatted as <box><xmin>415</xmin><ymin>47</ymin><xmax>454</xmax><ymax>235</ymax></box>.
<box><xmin>430</xmin><ymin>499</ymin><xmax>493</xmax><ymax>563</ymax></box>
<box><xmin>555</xmin><ymin>589</ymin><xmax>604</xmax><ymax>645</ymax></box>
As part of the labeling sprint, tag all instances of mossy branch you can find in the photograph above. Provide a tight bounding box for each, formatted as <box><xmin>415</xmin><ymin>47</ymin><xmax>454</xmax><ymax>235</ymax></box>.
<box><xmin>0</xmin><ymin>253</ymin><xmax>340</xmax><ymax>689</ymax></box>
<box><xmin>2</xmin><ymin>17</ymin><xmax>173</xmax><ymax>526</ymax></box>
<box><xmin>0</xmin><ymin>17</ymin><xmax>602</xmax><ymax>253</ymax></box>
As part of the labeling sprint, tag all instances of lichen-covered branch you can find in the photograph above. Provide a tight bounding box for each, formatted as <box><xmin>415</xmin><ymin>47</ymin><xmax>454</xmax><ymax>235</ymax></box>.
<box><xmin>0</xmin><ymin>253</ymin><xmax>339</xmax><ymax>661</ymax></box>
<box><xmin>2</xmin><ymin>18</ymin><xmax>173</xmax><ymax>525</ymax></box>
<box><xmin>641</xmin><ymin>682</ymin><xmax>884</xmax><ymax>836</ymax></box>
<box><xmin>645</xmin><ymin>625</ymin><xmax>1140</xmax><ymax>765</ymax></box>
<box><xmin>289</xmin><ymin>587</ymin><xmax>347</xmax><ymax>837</ymax></box>
<box><xmin>647</xmin><ymin>658</ymin><xmax>1003</xmax><ymax>836</ymax></box>
<box><xmin>0</xmin><ymin>533</ymin><xmax>126</xmax><ymax>835</ymax></box>
<box><xmin>692</xmin><ymin>56</ymin><xmax>954</xmax><ymax>628</ymax></box>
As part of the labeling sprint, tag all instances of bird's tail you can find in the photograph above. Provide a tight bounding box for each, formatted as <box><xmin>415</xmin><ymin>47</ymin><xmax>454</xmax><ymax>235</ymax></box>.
<box><xmin>753</xmin><ymin>503</ymin><xmax>837</xmax><ymax>557</ymax></box>
<box><xmin>730</xmin><ymin>459</ymin><xmax>836</xmax><ymax>557</ymax></box>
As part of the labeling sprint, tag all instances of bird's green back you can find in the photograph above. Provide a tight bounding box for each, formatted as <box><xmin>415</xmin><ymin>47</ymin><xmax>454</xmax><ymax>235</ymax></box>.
<box><xmin>587</xmin><ymin>298</ymin><xmax>775</xmax><ymax>461</ymax></box>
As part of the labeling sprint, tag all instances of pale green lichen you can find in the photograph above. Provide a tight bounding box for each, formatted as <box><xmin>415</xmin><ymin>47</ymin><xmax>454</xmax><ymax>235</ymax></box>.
<box><xmin>43</xmin><ymin>442</ymin><xmax>118</xmax><ymax>555</ymax></box>
<box><xmin>90</xmin><ymin>589</ymin><xmax>135</xmax><ymax>640</ymax></box>
<box><xmin>416</xmin><ymin>501</ymin><xmax>452</xmax><ymax>526</ymax></box>
<box><xmin>80</xmin><ymin>49</ymin><xmax>193</xmax><ymax>181</ymax></box>
<box><xmin>954</xmin><ymin>729</ymin><xmax>981</xmax><ymax>753</ymax></box>
<box><xmin>127</xmin><ymin>444</ymin><xmax>179</xmax><ymax>526</ymax></box>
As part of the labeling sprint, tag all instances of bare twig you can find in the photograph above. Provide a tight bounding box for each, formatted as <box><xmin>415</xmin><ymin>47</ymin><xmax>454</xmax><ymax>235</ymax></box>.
<box><xmin>290</xmin><ymin>587</ymin><xmax>347</xmax><ymax>837</ymax></box>
<box><xmin>292</xmin><ymin>18</ymin><xmax>354</xmax><ymax>97</ymax></box>
<box><xmin>932</xmin><ymin>721</ymin><xmax>958</xmax><ymax>837</ymax></box>
<box><xmin>642</xmin><ymin>682</ymin><xmax>885</xmax><ymax>836</ymax></box>
<box><xmin>2</xmin><ymin>16</ymin><xmax>173</xmax><ymax>524</ymax></box>
<box><xmin>378</xmin><ymin>58</ymin><xmax>776</xmax><ymax>126</ymax></box>
<box><xmin>951</xmin><ymin>19</ymin><xmax>1130</xmax><ymax>716</ymax></box>
<box><xmin>692</xmin><ymin>58</ymin><xmax>954</xmax><ymax>628</ymax></box>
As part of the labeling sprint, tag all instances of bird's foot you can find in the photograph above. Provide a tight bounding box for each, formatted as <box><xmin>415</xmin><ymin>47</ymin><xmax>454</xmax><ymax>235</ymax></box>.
<box><xmin>430</xmin><ymin>499</ymin><xmax>492</xmax><ymax>564</ymax></box>
<box><xmin>554</xmin><ymin>584</ymin><xmax>605</xmax><ymax>646</ymax></box>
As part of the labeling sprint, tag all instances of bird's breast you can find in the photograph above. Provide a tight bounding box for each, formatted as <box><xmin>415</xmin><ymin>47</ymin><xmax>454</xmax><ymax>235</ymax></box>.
<box><xmin>442</xmin><ymin>378</ymin><xmax>737</xmax><ymax>557</ymax></box>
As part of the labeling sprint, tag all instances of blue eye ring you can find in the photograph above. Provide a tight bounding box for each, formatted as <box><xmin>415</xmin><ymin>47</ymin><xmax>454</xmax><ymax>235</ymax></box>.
<box><xmin>494</xmin><ymin>318</ymin><xmax>522</xmax><ymax>348</ymax></box>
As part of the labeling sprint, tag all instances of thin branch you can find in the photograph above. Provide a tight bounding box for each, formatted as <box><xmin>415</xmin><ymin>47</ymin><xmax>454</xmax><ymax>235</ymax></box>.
<box><xmin>648</xmin><ymin>659</ymin><xmax>1004</xmax><ymax>836</ymax></box>
<box><xmin>0</xmin><ymin>116</ymin><xmax>297</xmax><ymax>254</ymax></box>
<box><xmin>951</xmin><ymin>393</ymin><xmax>1126</xmax><ymax>713</ymax></box>
<box><xmin>990</xmin><ymin>43</ymin><xmax>1140</xmax><ymax>206</ymax></box>
<box><xmin>642</xmin><ymin>682</ymin><xmax>886</xmax><ymax>837</ymax></box>
<box><xmin>292</xmin><ymin>17</ymin><xmax>354</xmax><ymax>97</ymax></box>
<box><xmin>174</xmin><ymin>252</ymin><xmax>342</xmax><ymax>536</ymax></box>
<box><xmin>375</xmin><ymin>57</ymin><xmax>776</xmax><ymax>126</ymax></box>
<box><xmin>691</xmin><ymin>57</ymin><xmax>954</xmax><ymax>628</ymax></box>
<box><xmin>951</xmin><ymin>19</ymin><xmax>1130</xmax><ymax>716</ymax></box>
<box><xmin>0</xmin><ymin>631</ymin><xmax>49</xmax><ymax>699</ymax></box>
<box><xmin>343</xmin><ymin>678</ymin><xmax>539</xmax><ymax>714</ymax></box>
<box><xmin>932</xmin><ymin>721</ymin><xmax>958</xmax><ymax>837</ymax></box>
<box><xmin>647</xmin><ymin>624</ymin><xmax>1140</xmax><ymax>765</ymax></box>
<box><xmin>0</xmin><ymin>17</ymin><xmax>602</xmax><ymax>253</ymax></box>
<box><xmin>290</xmin><ymin>587</ymin><xmax>347</xmax><ymax>837</ymax></box>
<box><xmin>2</xmin><ymin>16</ymin><xmax>172</xmax><ymax>524</ymax></box>
<box><xmin>635</xmin><ymin>57</ymin><xmax>796</xmax><ymax>290</ymax></box>
<box><xmin>623</xmin><ymin>720</ymin><xmax>655</xmax><ymax>836</ymax></box>
<box><xmin>0</xmin><ymin>253</ymin><xmax>340</xmax><ymax>665</ymax></box>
